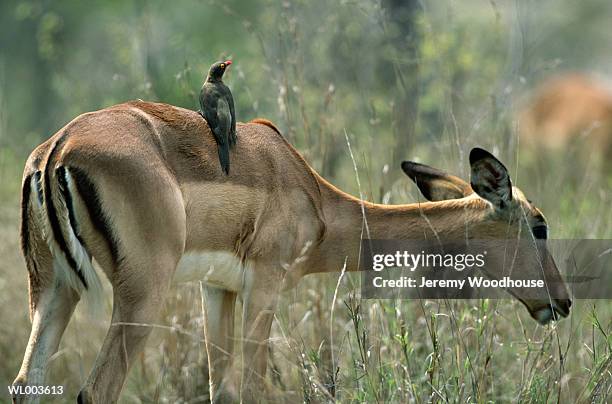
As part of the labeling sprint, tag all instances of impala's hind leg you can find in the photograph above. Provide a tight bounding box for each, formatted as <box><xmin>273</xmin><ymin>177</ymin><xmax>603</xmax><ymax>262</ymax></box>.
<box><xmin>75</xmin><ymin>170</ymin><xmax>186</xmax><ymax>403</ymax></box>
<box><xmin>202</xmin><ymin>286</ymin><xmax>238</xmax><ymax>403</ymax></box>
<box><xmin>77</xmin><ymin>254</ymin><xmax>179</xmax><ymax>404</ymax></box>
<box><xmin>12</xmin><ymin>272</ymin><xmax>79</xmax><ymax>404</ymax></box>
<box><xmin>13</xmin><ymin>173</ymin><xmax>80</xmax><ymax>404</ymax></box>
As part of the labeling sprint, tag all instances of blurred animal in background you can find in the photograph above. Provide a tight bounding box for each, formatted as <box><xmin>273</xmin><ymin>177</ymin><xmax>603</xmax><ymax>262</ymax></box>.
<box><xmin>199</xmin><ymin>60</ymin><xmax>237</xmax><ymax>175</ymax></box>
<box><xmin>519</xmin><ymin>74</ymin><xmax>612</xmax><ymax>173</ymax></box>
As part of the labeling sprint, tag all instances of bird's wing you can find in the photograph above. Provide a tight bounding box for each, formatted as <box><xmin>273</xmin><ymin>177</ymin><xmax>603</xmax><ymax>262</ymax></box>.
<box><xmin>200</xmin><ymin>86</ymin><xmax>219</xmax><ymax>134</ymax></box>
<box><xmin>216</xmin><ymin>97</ymin><xmax>231</xmax><ymax>144</ymax></box>
<box><xmin>216</xmin><ymin>99</ymin><xmax>231</xmax><ymax>175</ymax></box>
<box><xmin>198</xmin><ymin>84</ymin><xmax>210</xmax><ymax>110</ymax></box>
<box><xmin>226</xmin><ymin>88</ymin><xmax>236</xmax><ymax>134</ymax></box>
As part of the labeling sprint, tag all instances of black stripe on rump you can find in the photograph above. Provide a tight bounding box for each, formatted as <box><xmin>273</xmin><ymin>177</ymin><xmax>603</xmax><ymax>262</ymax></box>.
<box><xmin>21</xmin><ymin>171</ymin><xmax>43</xmax><ymax>275</ymax></box>
<box><xmin>34</xmin><ymin>170</ymin><xmax>43</xmax><ymax>205</ymax></box>
<box><xmin>20</xmin><ymin>173</ymin><xmax>33</xmax><ymax>259</ymax></box>
<box><xmin>44</xmin><ymin>134</ymin><xmax>88</xmax><ymax>288</ymax></box>
<box><xmin>57</xmin><ymin>166</ymin><xmax>89</xmax><ymax>251</ymax></box>
<box><xmin>70</xmin><ymin>166</ymin><xmax>120</xmax><ymax>264</ymax></box>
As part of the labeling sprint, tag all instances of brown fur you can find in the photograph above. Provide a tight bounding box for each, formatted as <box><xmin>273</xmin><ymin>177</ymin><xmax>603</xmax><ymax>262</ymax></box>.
<box><xmin>248</xmin><ymin>117</ymin><xmax>282</xmax><ymax>134</ymax></box>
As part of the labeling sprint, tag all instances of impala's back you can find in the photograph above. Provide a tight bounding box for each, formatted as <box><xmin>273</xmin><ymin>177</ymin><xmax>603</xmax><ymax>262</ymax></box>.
<box><xmin>21</xmin><ymin>101</ymin><xmax>324</xmax><ymax>306</ymax></box>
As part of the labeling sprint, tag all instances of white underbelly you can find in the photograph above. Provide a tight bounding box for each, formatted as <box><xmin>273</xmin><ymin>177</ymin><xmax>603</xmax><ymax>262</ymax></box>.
<box><xmin>174</xmin><ymin>251</ymin><xmax>245</xmax><ymax>292</ymax></box>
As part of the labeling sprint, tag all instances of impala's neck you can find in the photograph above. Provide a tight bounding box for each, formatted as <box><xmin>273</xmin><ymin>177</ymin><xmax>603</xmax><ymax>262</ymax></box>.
<box><xmin>310</xmin><ymin>176</ymin><xmax>490</xmax><ymax>274</ymax></box>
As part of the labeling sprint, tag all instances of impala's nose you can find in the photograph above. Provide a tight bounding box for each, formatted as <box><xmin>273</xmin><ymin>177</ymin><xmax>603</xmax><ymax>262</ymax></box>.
<box><xmin>556</xmin><ymin>298</ymin><xmax>571</xmax><ymax>316</ymax></box>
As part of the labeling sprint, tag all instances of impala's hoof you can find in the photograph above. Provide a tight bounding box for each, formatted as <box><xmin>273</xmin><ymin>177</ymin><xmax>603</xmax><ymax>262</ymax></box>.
<box><xmin>10</xmin><ymin>379</ymin><xmax>27</xmax><ymax>404</ymax></box>
<box><xmin>77</xmin><ymin>389</ymin><xmax>92</xmax><ymax>404</ymax></box>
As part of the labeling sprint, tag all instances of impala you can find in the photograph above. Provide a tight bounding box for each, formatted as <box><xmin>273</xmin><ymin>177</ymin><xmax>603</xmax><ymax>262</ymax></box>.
<box><xmin>12</xmin><ymin>101</ymin><xmax>571</xmax><ymax>403</ymax></box>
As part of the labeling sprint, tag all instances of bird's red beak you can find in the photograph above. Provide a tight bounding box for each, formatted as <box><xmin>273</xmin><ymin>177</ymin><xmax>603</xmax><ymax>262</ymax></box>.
<box><xmin>224</xmin><ymin>60</ymin><xmax>233</xmax><ymax>66</ymax></box>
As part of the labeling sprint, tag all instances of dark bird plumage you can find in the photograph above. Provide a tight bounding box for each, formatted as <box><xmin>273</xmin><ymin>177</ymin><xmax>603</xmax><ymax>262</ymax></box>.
<box><xmin>199</xmin><ymin>60</ymin><xmax>237</xmax><ymax>175</ymax></box>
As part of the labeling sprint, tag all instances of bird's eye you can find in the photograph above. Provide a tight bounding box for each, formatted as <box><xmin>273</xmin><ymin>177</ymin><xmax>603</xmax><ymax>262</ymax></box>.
<box><xmin>220</xmin><ymin>64</ymin><xmax>225</xmax><ymax>69</ymax></box>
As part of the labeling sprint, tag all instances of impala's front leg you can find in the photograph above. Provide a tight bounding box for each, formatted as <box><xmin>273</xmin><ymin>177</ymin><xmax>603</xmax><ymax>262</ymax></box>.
<box><xmin>12</xmin><ymin>276</ymin><xmax>79</xmax><ymax>404</ymax></box>
<box><xmin>240</xmin><ymin>263</ymin><xmax>283</xmax><ymax>403</ymax></box>
<box><xmin>202</xmin><ymin>285</ymin><xmax>238</xmax><ymax>403</ymax></box>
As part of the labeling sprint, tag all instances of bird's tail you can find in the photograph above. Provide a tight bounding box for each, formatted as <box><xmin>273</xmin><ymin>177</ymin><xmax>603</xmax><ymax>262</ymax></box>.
<box><xmin>217</xmin><ymin>142</ymin><xmax>230</xmax><ymax>175</ymax></box>
<box><xmin>229</xmin><ymin>129</ymin><xmax>237</xmax><ymax>148</ymax></box>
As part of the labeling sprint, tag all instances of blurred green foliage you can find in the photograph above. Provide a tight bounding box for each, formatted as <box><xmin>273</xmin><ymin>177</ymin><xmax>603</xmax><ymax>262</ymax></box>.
<box><xmin>0</xmin><ymin>0</ymin><xmax>610</xmax><ymax>238</ymax></box>
<box><xmin>1</xmin><ymin>0</ymin><xmax>610</xmax><ymax>166</ymax></box>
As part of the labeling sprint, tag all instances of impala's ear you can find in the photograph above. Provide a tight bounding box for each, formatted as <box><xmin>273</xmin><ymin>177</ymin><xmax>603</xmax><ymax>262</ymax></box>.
<box><xmin>469</xmin><ymin>147</ymin><xmax>513</xmax><ymax>209</ymax></box>
<box><xmin>401</xmin><ymin>161</ymin><xmax>472</xmax><ymax>201</ymax></box>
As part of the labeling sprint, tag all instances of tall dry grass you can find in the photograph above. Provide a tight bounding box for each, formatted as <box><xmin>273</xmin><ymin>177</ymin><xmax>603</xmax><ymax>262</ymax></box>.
<box><xmin>0</xmin><ymin>131</ymin><xmax>610</xmax><ymax>403</ymax></box>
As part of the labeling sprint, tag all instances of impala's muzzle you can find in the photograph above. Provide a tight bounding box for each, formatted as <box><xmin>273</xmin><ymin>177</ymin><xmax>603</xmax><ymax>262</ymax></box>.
<box><xmin>532</xmin><ymin>298</ymin><xmax>572</xmax><ymax>325</ymax></box>
<box><xmin>513</xmin><ymin>240</ymin><xmax>572</xmax><ymax>325</ymax></box>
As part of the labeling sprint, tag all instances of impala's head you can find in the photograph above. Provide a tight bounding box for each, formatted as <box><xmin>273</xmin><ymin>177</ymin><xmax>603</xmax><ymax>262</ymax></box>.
<box><xmin>207</xmin><ymin>60</ymin><xmax>232</xmax><ymax>81</ymax></box>
<box><xmin>401</xmin><ymin>147</ymin><xmax>571</xmax><ymax>324</ymax></box>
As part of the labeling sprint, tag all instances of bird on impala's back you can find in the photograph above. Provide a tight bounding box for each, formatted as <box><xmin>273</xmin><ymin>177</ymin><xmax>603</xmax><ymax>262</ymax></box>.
<box><xmin>198</xmin><ymin>60</ymin><xmax>236</xmax><ymax>175</ymax></box>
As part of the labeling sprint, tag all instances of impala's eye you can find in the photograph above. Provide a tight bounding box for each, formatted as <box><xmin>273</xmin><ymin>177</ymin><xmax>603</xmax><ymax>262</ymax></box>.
<box><xmin>532</xmin><ymin>225</ymin><xmax>548</xmax><ymax>240</ymax></box>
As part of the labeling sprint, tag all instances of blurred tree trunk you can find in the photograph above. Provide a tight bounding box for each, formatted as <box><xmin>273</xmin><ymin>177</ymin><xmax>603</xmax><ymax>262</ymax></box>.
<box><xmin>381</xmin><ymin>0</ymin><xmax>422</xmax><ymax>167</ymax></box>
